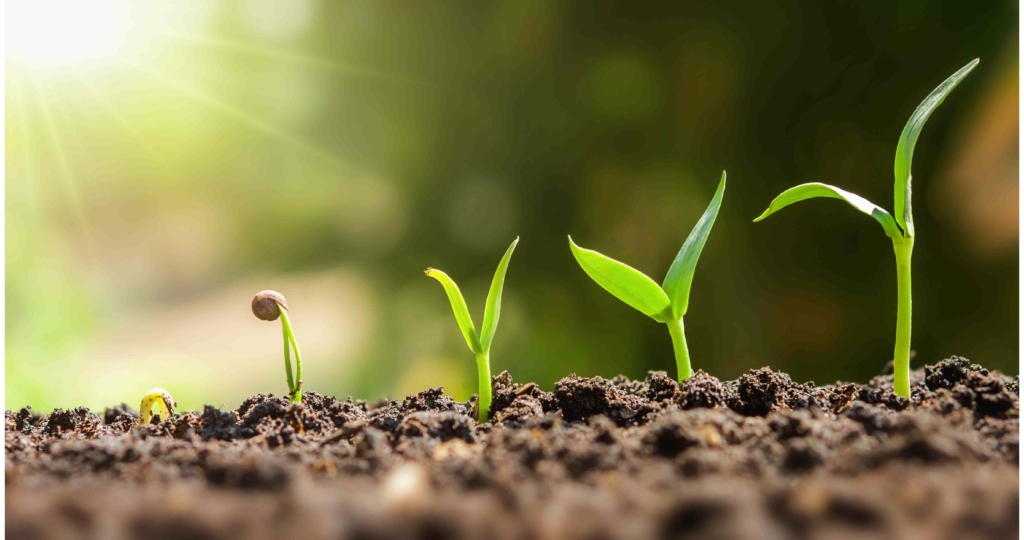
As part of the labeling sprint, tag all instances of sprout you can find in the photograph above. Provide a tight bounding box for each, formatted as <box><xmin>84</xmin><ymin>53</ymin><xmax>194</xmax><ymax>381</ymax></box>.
<box><xmin>569</xmin><ymin>172</ymin><xmax>726</xmax><ymax>381</ymax></box>
<box><xmin>753</xmin><ymin>60</ymin><xmax>979</xmax><ymax>398</ymax></box>
<box><xmin>425</xmin><ymin>237</ymin><xmax>519</xmax><ymax>423</ymax></box>
<box><xmin>252</xmin><ymin>290</ymin><xmax>304</xmax><ymax>403</ymax></box>
<box><xmin>139</xmin><ymin>388</ymin><xmax>176</xmax><ymax>425</ymax></box>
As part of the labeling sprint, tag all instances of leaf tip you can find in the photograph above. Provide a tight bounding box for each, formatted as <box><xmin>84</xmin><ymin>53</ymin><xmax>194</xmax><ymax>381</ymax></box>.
<box><xmin>567</xmin><ymin>235</ymin><xmax>589</xmax><ymax>257</ymax></box>
<box><xmin>962</xmin><ymin>58</ymin><xmax>981</xmax><ymax>76</ymax></box>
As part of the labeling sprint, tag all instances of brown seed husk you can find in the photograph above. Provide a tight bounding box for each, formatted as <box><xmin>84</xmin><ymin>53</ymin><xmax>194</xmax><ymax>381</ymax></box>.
<box><xmin>252</xmin><ymin>290</ymin><xmax>288</xmax><ymax>321</ymax></box>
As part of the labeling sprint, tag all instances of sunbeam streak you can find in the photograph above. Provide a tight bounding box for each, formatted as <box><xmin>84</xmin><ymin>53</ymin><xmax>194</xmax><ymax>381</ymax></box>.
<box><xmin>28</xmin><ymin>74</ymin><xmax>97</xmax><ymax>249</ymax></box>
<box><xmin>73</xmin><ymin>73</ymin><xmax>174</xmax><ymax>178</ymax></box>
<box><xmin>13</xmin><ymin>70</ymin><xmax>43</xmax><ymax>218</ymax></box>
<box><xmin>126</xmin><ymin>60</ymin><xmax>360</xmax><ymax>175</ymax></box>
<box><xmin>153</xmin><ymin>31</ymin><xmax>439</xmax><ymax>89</ymax></box>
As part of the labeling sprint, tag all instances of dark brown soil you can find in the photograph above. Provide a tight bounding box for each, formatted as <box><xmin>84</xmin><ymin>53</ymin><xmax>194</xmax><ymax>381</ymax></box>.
<box><xmin>6</xmin><ymin>357</ymin><xmax>1019</xmax><ymax>539</ymax></box>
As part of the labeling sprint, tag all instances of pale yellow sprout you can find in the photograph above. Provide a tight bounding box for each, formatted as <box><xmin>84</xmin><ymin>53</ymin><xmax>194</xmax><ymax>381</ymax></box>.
<box><xmin>139</xmin><ymin>388</ymin><xmax>176</xmax><ymax>425</ymax></box>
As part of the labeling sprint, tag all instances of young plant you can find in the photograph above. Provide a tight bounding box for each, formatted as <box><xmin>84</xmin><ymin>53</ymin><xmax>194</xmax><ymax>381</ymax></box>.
<box><xmin>569</xmin><ymin>172</ymin><xmax>726</xmax><ymax>381</ymax></box>
<box><xmin>425</xmin><ymin>237</ymin><xmax>519</xmax><ymax>423</ymax></box>
<box><xmin>753</xmin><ymin>60</ymin><xmax>979</xmax><ymax>398</ymax></box>
<box><xmin>139</xmin><ymin>388</ymin><xmax>176</xmax><ymax>425</ymax></box>
<box><xmin>252</xmin><ymin>290</ymin><xmax>304</xmax><ymax>403</ymax></box>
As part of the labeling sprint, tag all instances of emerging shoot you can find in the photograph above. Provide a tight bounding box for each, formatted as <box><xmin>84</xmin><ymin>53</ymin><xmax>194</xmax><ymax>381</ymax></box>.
<box><xmin>252</xmin><ymin>290</ymin><xmax>304</xmax><ymax>403</ymax></box>
<box><xmin>139</xmin><ymin>388</ymin><xmax>176</xmax><ymax>425</ymax></box>
<box><xmin>753</xmin><ymin>60</ymin><xmax>979</xmax><ymax>398</ymax></box>
<box><xmin>425</xmin><ymin>237</ymin><xmax>519</xmax><ymax>423</ymax></box>
<box><xmin>569</xmin><ymin>172</ymin><xmax>726</xmax><ymax>381</ymax></box>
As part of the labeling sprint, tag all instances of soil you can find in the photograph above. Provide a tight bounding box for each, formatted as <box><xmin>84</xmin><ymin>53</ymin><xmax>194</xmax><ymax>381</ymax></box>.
<box><xmin>6</xmin><ymin>356</ymin><xmax>1019</xmax><ymax>539</ymax></box>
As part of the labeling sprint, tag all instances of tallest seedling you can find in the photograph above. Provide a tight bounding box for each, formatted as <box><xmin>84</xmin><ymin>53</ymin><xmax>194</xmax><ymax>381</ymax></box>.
<box><xmin>754</xmin><ymin>60</ymin><xmax>979</xmax><ymax>398</ymax></box>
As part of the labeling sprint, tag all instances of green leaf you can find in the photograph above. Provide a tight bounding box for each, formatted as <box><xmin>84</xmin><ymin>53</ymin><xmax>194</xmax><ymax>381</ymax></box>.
<box><xmin>894</xmin><ymin>58</ymin><xmax>979</xmax><ymax>238</ymax></box>
<box><xmin>479</xmin><ymin>236</ymin><xmax>519</xmax><ymax>350</ymax></box>
<box><xmin>425</xmin><ymin>268</ymin><xmax>483</xmax><ymax>354</ymax></box>
<box><xmin>568</xmin><ymin>236</ymin><xmax>672</xmax><ymax>321</ymax></box>
<box><xmin>753</xmin><ymin>182</ymin><xmax>902</xmax><ymax>239</ymax></box>
<box><xmin>662</xmin><ymin>171</ymin><xmax>726</xmax><ymax>320</ymax></box>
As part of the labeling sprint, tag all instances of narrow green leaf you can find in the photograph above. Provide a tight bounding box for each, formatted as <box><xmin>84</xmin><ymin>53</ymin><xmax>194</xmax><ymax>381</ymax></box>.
<box><xmin>479</xmin><ymin>236</ymin><xmax>519</xmax><ymax>350</ymax></box>
<box><xmin>753</xmin><ymin>182</ymin><xmax>902</xmax><ymax>239</ymax></box>
<box><xmin>425</xmin><ymin>268</ymin><xmax>483</xmax><ymax>354</ymax></box>
<box><xmin>568</xmin><ymin>236</ymin><xmax>672</xmax><ymax>321</ymax></box>
<box><xmin>894</xmin><ymin>58</ymin><xmax>979</xmax><ymax>238</ymax></box>
<box><xmin>662</xmin><ymin>171</ymin><xmax>726</xmax><ymax>319</ymax></box>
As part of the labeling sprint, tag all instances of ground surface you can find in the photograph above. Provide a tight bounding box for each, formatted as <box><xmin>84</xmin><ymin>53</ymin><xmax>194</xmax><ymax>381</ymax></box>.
<box><xmin>5</xmin><ymin>357</ymin><xmax>1019</xmax><ymax>539</ymax></box>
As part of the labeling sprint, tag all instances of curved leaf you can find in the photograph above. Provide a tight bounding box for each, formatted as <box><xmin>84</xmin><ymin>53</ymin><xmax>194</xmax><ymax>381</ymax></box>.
<box><xmin>480</xmin><ymin>236</ymin><xmax>519</xmax><ymax>350</ymax></box>
<box><xmin>753</xmin><ymin>182</ymin><xmax>902</xmax><ymax>239</ymax></box>
<box><xmin>568</xmin><ymin>236</ymin><xmax>672</xmax><ymax>321</ymax></box>
<box><xmin>425</xmin><ymin>268</ymin><xmax>482</xmax><ymax>353</ymax></box>
<box><xmin>894</xmin><ymin>59</ymin><xmax>979</xmax><ymax>238</ymax></box>
<box><xmin>663</xmin><ymin>171</ymin><xmax>726</xmax><ymax>319</ymax></box>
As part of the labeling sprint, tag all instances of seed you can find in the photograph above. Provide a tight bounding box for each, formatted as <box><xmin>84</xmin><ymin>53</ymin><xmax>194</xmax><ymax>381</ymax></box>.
<box><xmin>252</xmin><ymin>290</ymin><xmax>288</xmax><ymax>321</ymax></box>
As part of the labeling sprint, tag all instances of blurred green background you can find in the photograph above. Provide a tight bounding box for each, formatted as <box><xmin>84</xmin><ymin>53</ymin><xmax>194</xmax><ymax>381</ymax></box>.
<box><xmin>6</xmin><ymin>0</ymin><xmax>1018</xmax><ymax>412</ymax></box>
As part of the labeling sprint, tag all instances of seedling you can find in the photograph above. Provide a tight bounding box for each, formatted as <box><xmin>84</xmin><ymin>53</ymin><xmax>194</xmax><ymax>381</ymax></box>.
<box><xmin>753</xmin><ymin>60</ymin><xmax>979</xmax><ymax>398</ymax></box>
<box><xmin>569</xmin><ymin>172</ymin><xmax>726</xmax><ymax>381</ymax></box>
<box><xmin>425</xmin><ymin>237</ymin><xmax>519</xmax><ymax>423</ymax></box>
<box><xmin>139</xmin><ymin>388</ymin><xmax>176</xmax><ymax>425</ymax></box>
<box><xmin>252</xmin><ymin>290</ymin><xmax>304</xmax><ymax>403</ymax></box>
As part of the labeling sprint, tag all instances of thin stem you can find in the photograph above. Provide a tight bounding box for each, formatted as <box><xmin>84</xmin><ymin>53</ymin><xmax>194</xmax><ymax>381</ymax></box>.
<box><xmin>667</xmin><ymin>318</ymin><xmax>692</xmax><ymax>381</ymax></box>
<box><xmin>279</xmin><ymin>307</ymin><xmax>303</xmax><ymax>403</ymax></box>
<box><xmin>282</xmin><ymin>317</ymin><xmax>295</xmax><ymax>395</ymax></box>
<box><xmin>475</xmin><ymin>350</ymin><xmax>492</xmax><ymax>423</ymax></box>
<box><xmin>892</xmin><ymin>236</ymin><xmax>914</xmax><ymax>398</ymax></box>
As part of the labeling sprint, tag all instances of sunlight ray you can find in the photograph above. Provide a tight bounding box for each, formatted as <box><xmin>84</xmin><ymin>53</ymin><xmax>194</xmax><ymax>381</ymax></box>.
<box><xmin>126</xmin><ymin>60</ymin><xmax>359</xmax><ymax>175</ymax></box>
<box><xmin>73</xmin><ymin>73</ymin><xmax>175</xmax><ymax>178</ymax></box>
<box><xmin>153</xmin><ymin>31</ymin><xmax>438</xmax><ymax>88</ymax></box>
<box><xmin>14</xmin><ymin>69</ymin><xmax>41</xmax><ymax>214</ymax></box>
<box><xmin>29</xmin><ymin>74</ymin><xmax>96</xmax><ymax>246</ymax></box>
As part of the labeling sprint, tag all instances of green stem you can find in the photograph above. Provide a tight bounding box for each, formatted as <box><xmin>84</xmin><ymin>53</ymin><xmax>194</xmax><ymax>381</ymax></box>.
<box><xmin>475</xmin><ymin>350</ymin><xmax>492</xmax><ymax>423</ymax></box>
<box><xmin>667</xmin><ymin>318</ymin><xmax>691</xmax><ymax>381</ymax></box>
<box><xmin>278</xmin><ymin>307</ymin><xmax>303</xmax><ymax>403</ymax></box>
<box><xmin>281</xmin><ymin>316</ymin><xmax>295</xmax><ymax>395</ymax></box>
<box><xmin>892</xmin><ymin>236</ymin><xmax>914</xmax><ymax>398</ymax></box>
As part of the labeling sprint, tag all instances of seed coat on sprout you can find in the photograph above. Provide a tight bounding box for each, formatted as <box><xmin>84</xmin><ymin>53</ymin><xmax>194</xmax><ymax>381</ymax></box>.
<box><xmin>252</xmin><ymin>290</ymin><xmax>304</xmax><ymax>403</ymax></box>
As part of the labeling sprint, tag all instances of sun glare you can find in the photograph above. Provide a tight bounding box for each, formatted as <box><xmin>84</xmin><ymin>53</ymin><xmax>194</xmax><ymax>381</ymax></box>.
<box><xmin>7</xmin><ymin>0</ymin><xmax>131</xmax><ymax>70</ymax></box>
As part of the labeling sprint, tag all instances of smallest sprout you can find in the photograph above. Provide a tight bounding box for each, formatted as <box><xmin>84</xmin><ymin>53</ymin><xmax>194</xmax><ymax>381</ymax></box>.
<box><xmin>139</xmin><ymin>388</ymin><xmax>176</xmax><ymax>425</ymax></box>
